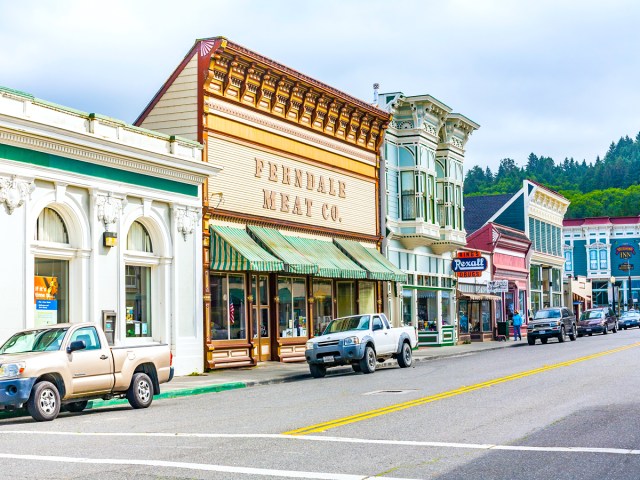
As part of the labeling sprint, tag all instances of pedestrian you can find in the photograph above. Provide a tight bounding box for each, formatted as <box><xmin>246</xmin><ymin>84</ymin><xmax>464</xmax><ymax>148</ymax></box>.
<box><xmin>512</xmin><ymin>310</ymin><xmax>523</xmax><ymax>341</ymax></box>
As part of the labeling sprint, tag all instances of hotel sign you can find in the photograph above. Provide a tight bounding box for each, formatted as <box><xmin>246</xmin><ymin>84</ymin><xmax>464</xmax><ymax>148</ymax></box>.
<box><xmin>615</xmin><ymin>244</ymin><xmax>635</xmax><ymax>259</ymax></box>
<box><xmin>452</xmin><ymin>251</ymin><xmax>488</xmax><ymax>278</ymax></box>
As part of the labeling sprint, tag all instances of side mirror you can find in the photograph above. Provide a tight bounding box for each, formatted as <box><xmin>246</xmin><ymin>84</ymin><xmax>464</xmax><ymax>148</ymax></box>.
<box><xmin>66</xmin><ymin>340</ymin><xmax>86</xmax><ymax>354</ymax></box>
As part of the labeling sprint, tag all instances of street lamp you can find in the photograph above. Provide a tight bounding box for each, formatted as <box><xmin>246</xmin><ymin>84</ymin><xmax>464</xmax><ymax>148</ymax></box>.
<box><xmin>628</xmin><ymin>259</ymin><xmax>633</xmax><ymax>311</ymax></box>
<box><xmin>610</xmin><ymin>276</ymin><xmax>616</xmax><ymax>315</ymax></box>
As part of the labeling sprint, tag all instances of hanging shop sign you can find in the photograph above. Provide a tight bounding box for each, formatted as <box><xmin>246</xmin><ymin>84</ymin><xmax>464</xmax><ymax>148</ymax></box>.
<box><xmin>451</xmin><ymin>251</ymin><xmax>488</xmax><ymax>278</ymax></box>
<box><xmin>615</xmin><ymin>244</ymin><xmax>635</xmax><ymax>259</ymax></box>
<box><xmin>487</xmin><ymin>279</ymin><xmax>509</xmax><ymax>293</ymax></box>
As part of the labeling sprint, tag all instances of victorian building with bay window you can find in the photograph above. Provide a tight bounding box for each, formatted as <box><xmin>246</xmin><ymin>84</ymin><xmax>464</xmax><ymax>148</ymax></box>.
<box><xmin>0</xmin><ymin>86</ymin><xmax>219</xmax><ymax>376</ymax></box>
<box><xmin>135</xmin><ymin>37</ymin><xmax>405</xmax><ymax>369</ymax></box>
<box><xmin>378</xmin><ymin>91</ymin><xmax>479</xmax><ymax>346</ymax></box>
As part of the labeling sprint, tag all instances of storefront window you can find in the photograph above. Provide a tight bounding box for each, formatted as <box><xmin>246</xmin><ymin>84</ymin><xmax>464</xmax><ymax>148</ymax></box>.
<box><xmin>358</xmin><ymin>281</ymin><xmax>376</xmax><ymax>313</ymax></box>
<box><xmin>34</xmin><ymin>258</ymin><xmax>68</xmax><ymax>325</ymax></box>
<box><xmin>442</xmin><ymin>291</ymin><xmax>451</xmax><ymax>326</ymax></box>
<box><xmin>313</xmin><ymin>279</ymin><xmax>332</xmax><ymax>336</ymax></box>
<box><xmin>495</xmin><ymin>299</ymin><xmax>503</xmax><ymax>323</ymax></box>
<box><xmin>278</xmin><ymin>277</ymin><xmax>307</xmax><ymax>337</ymax></box>
<box><xmin>530</xmin><ymin>265</ymin><xmax>541</xmax><ymax>290</ymax></box>
<box><xmin>531</xmin><ymin>292</ymin><xmax>542</xmax><ymax>314</ymax></box>
<box><xmin>459</xmin><ymin>299</ymin><xmax>469</xmax><ymax>334</ymax></box>
<box><xmin>336</xmin><ymin>281</ymin><xmax>356</xmax><ymax>318</ymax></box>
<box><xmin>518</xmin><ymin>290</ymin><xmax>526</xmax><ymax>321</ymax></box>
<box><xmin>417</xmin><ymin>290</ymin><xmax>437</xmax><ymax>331</ymax></box>
<box><xmin>125</xmin><ymin>266</ymin><xmax>151</xmax><ymax>337</ymax></box>
<box><xmin>481</xmin><ymin>300</ymin><xmax>491</xmax><ymax>332</ymax></box>
<box><xmin>251</xmin><ymin>275</ymin><xmax>269</xmax><ymax>339</ymax></box>
<box><xmin>210</xmin><ymin>273</ymin><xmax>247</xmax><ymax>341</ymax></box>
<box><xmin>402</xmin><ymin>289</ymin><xmax>413</xmax><ymax>326</ymax></box>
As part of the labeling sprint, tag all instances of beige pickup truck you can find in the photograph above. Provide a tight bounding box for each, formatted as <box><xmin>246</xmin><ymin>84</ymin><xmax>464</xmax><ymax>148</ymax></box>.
<box><xmin>0</xmin><ymin>322</ymin><xmax>173</xmax><ymax>421</ymax></box>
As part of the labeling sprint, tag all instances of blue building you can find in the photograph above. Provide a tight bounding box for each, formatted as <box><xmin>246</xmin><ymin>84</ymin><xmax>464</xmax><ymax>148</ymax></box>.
<box><xmin>465</xmin><ymin>180</ymin><xmax>570</xmax><ymax>315</ymax></box>
<box><xmin>563</xmin><ymin>216</ymin><xmax>640</xmax><ymax>311</ymax></box>
<box><xmin>378</xmin><ymin>90</ymin><xmax>479</xmax><ymax>346</ymax></box>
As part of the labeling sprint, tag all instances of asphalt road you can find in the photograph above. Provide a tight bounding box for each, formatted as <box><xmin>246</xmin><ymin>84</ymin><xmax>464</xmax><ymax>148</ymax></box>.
<box><xmin>1</xmin><ymin>328</ymin><xmax>640</xmax><ymax>479</ymax></box>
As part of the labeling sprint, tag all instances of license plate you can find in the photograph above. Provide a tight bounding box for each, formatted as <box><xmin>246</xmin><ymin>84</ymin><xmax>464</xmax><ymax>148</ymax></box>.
<box><xmin>538</xmin><ymin>330</ymin><xmax>546</xmax><ymax>334</ymax></box>
<box><xmin>323</xmin><ymin>356</ymin><xmax>334</xmax><ymax>363</ymax></box>
<box><xmin>586</xmin><ymin>328</ymin><xmax>592</xmax><ymax>332</ymax></box>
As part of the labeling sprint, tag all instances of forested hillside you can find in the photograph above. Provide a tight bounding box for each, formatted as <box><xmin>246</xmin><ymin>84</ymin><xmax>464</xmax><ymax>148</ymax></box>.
<box><xmin>465</xmin><ymin>133</ymin><xmax>640</xmax><ymax>218</ymax></box>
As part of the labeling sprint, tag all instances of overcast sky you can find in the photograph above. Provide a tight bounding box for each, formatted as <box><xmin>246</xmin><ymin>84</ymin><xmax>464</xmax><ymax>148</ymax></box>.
<box><xmin>2</xmin><ymin>0</ymin><xmax>639</xmax><ymax>172</ymax></box>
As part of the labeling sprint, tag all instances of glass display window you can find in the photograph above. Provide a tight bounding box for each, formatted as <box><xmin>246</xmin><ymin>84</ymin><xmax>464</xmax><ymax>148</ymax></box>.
<box><xmin>402</xmin><ymin>289</ymin><xmax>413</xmax><ymax>327</ymax></box>
<box><xmin>358</xmin><ymin>281</ymin><xmax>376</xmax><ymax>314</ymax></box>
<box><xmin>312</xmin><ymin>279</ymin><xmax>333</xmax><ymax>336</ymax></box>
<box><xmin>417</xmin><ymin>290</ymin><xmax>437</xmax><ymax>331</ymax></box>
<box><xmin>278</xmin><ymin>276</ymin><xmax>307</xmax><ymax>338</ymax></box>
<box><xmin>210</xmin><ymin>273</ymin><xmax>247</xmax><ymax>341</ymax></box>
<box><xmin>34</xmin><ymin>258</ymin><xmax>69</xmax><ymax>325</ymax></box>
<box><xmin>459</xmin><ymin>299</ymin><xmax>469</xmax><ymax>334</ymax></box>
<box><xmin>336</xmin><ymin>281</ymin><xmax>356</xmax><ymax>318</ymax></box>
<box><xmin>125</xmin><ymin>265</ymin><xmax>151</xmax><ymax>337</ymax></box>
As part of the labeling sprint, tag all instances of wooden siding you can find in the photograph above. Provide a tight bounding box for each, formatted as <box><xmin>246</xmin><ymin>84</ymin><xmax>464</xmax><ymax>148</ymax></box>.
<box><xmin>139</xmin><ymin>53</ymin><xmax>198</xmax><ymax>141</ymax></box>
<box><xmin>207</xmin><ymin>136</ymin><xmax>378</xmax><ymax>237</ymax></box>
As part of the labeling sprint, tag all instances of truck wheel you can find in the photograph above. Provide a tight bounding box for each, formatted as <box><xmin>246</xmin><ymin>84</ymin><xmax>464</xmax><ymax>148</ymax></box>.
<box><xmin>569</xmin><ymin>325</ymin><xmax>577</xmax><ymax>341</ymax></box>
<box><xmin>397</xmin><ymin>342</ymin><xmax>412</xmax><ymax>368</ymax></box>
<box><xmin>127</xmin><ymin>372</ymin><xmax>154</xmax><ymax>409</ymax></box>
<box><xmin>541</xmin><ymin>338</ymin><xmax>548</xmax><ymax>344</ymax></box>
<box><xmin>352</xmin><ymin>363</ymin><xmax>361</xmax><ymax>373</ymax></box>
<box><xmin>558</xmin><ymin>326</ymin><xmax>566</xmax><ymax>343</ymax></box>
<box><xmin>27</xmin><ymin>381</ymin><xmax>60</xmax><ymax>422</ymax></box>
<box><xmin>527</xmin><ymin>337</ymin><xmax>535</xmax><ymax>345</ymax></box>
<box><xmin>65</xmin><ymin>400</ymin><xmax>88</xmax><ymax>413</ymax></box>
<box><xmin>309</xmin><ymin>364</ymin><xmax>326</xmax><ymax>378</ymax></box>
<box><xmin>359</xmin><ymin>346</ymin><xmax>376</xmax><ymax>374</ymax></box>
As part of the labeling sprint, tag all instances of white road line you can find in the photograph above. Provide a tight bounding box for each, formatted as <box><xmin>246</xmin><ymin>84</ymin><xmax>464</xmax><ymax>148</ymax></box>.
<box><xmin>0</xmin><ymin>453</ymin><xmax>420</xmax><ymax>480</ymax></box>
<box><xmin>1</xmin><ymin>430</ymin><xmax>640</xmax><ymax>455</ymax></box>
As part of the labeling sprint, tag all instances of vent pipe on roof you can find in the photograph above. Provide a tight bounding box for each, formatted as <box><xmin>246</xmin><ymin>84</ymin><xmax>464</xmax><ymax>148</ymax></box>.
<box><xmin>373</xmin><ymin>83</ymin><xmax>379</xmax><ymax>106</ymax></box>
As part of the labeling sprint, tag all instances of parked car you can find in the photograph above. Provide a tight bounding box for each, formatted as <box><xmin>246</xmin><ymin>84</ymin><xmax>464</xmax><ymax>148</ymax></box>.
<box><xmin>577</xmin><ymin>307</ymin><xmax>618</xmax><ymax>336</ymax></box>
<box><xmin>305</xmin><ymin>313</ymin><xmax>418</xmax><ymax>377</ymax></box>
<box><xmin>0</xmin><ymin>323</ymin><xmax>173</xmax><ymax>421</ymax></box>
<box><xmin>527</xmin><ymin>307</ymin><xmax>577</xmax><ymax>345</ymax></box>
<box><xmin>619</xmin><ymin>311</ymin><xmax>640</xmax><ymax>330</ymax></box>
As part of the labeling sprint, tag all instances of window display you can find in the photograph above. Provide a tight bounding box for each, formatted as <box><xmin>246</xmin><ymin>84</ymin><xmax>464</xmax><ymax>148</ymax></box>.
<box><xmin>278</xmin><ymin>276</ymin><xmax>307</xmax><ymax>338</ymax></box>
<box><xmin>125</xmin><ymin>265</ymin><xmax>151</xmax><ymax>337</ymax></box>
<box><xmin>210</xmin><ymin>274</ymin><xmax>247</xmax><ymax>341</ymax></box>
<box><xmin>34</xmin><ymin>258</ymin><xmax>68</xmax><ymax>325</ymax></box>
<box><xmin>312</xmin><ymin>279</ymin><xmax>332</xmax><ymax>336</ymax></box>
<box><xmin>358</xmin><ymin>281</ymin><xmax>376</xmax><ymax>314</ymax></box>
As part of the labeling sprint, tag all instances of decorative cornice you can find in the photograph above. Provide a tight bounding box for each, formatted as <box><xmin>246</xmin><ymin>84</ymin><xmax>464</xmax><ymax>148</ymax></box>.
<box><xmin>0</xmin><ymin>174</ymin><xmax>34</xmax><ymax>214</ymax></box>
<box><xmin>0</xmin><ymin>129</ymin><xmax>206</xmax><ymax>186</ymax></box>
<box><xmin>206</xmin><ymin>97</ymin><xmax>375</xmax><ymax>165</ymax></box>
<box><xmin>205</xmin><ymin>44</ymin><xmax>389</xmax><ymax>152</ymax></box>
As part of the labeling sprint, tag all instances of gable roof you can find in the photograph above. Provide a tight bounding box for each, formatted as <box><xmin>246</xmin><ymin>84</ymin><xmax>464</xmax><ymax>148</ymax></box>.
<box><xmin>464</xmin><ymin>194</ymin><xmax>514</xmax><ymax>234</ymax></box>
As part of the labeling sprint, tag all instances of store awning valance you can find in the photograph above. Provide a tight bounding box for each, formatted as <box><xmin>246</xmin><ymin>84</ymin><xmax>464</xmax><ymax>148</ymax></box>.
<box><xmin>247</xmin><ymin>226</ymin><xmax>317</xmax><ymax>275</ymax></box>
<box><xmin>458</xmin><ymin>293</ymin><xmax>501</xmax><ymax>301</ymax></box>
<box><xmin>284</xmin><ymin>235</ymin><xmax>367</xmax><ymax>279</ymax></box>
<box><xmin>210</xmin><ymin>226</ymin><xmax>284</xmax><ymax>272</ymax></box>
<box><xmin>333</xmin><ymin>238</ymin><xmax>408</xmax><ymax>283</ymax></box>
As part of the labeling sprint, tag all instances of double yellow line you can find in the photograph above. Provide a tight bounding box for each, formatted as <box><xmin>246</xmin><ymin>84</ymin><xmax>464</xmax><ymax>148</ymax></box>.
<box><xmin>284</xmin><ymin>342</ymin><xmax>640</xmax><ymax>436</ymax></box>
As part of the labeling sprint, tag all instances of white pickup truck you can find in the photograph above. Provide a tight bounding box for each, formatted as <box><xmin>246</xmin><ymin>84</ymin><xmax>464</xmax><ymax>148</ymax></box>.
<box><xmin>0</xmin><ymin>322</ymin><xmax>173</xmax><ymax>421</ymax></box>
<box><xmin>304</xmin><ymin>313</ymin><xmax>418</xmax><ymax>378</ymax></box>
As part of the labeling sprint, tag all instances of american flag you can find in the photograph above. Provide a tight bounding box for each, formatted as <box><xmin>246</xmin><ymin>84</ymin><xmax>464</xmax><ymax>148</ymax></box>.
<box><xmin>229</xmin><ymin>301</ymin><xmax>235</xmax><ymax>325</ymax></box>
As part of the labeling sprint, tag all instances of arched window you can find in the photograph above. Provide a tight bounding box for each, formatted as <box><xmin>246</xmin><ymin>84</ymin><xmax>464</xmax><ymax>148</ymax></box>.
<box><xmin>35</xmin><ymin>208</ymin><xmax>69</xmax><ymax>243</ymax></box>
<box><xmin>127</xmin><ymin>221</ymin><xmax>153</xmax><ymax>253</ymax></box>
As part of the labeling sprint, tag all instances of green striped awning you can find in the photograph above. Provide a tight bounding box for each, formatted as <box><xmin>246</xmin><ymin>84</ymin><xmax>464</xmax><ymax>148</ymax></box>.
<box><xmin>284</xmin><ymin>235</ymin><xmax>367</xmax><ymax>279</ymax></box>
<box><xmin>210</xmin><ymin>226</ymin><xmax>284</xmax><ymax>272</ymax></box>
<box><xmin>247</xmin><ymin>226</ymin><xmax>317</xmax><ymax>275</ymax></box>
<box><xmin>333</xmin><ymin>239</ymin><xmax>408</xmax><ymax>283</ymax></box>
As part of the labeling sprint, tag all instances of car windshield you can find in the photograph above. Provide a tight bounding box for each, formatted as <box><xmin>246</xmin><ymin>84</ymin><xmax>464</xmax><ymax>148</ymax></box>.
<box><xmin>621</xmin><ymin>312</ymin><xmax>638</xmax><ymax>319</ymax></box>
<box><xmin>323</xmin><ymin>315</ymin><xmax>371</xmax><ymax>334</ymax></box>
<box><xmin>581</xmin><ymin>310</ymin><xmax>604</xmax><ymax>320</ymax></box>
<box><xmin>534</xmin><ymin>309</ymin><xmax>560</xmax><ymax>319</ymax></box>
<box><xmin>0</xmin><ymin>328</ymin><xmax>68</xmax><ymax>354</ymax></box>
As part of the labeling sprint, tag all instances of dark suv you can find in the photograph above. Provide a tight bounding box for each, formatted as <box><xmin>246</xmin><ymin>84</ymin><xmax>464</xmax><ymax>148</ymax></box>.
<box><xmin>577</xmin><ymin>307</ymin><xmax>618</xmax><ymax>336</ymax></box>
<box><xmin>527</xmin><ymin>307</ymin><xmax>577</xmax><ymax>345</ymax></box>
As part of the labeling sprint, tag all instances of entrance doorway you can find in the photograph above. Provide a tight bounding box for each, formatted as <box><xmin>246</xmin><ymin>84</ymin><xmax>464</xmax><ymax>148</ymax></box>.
<box><xmin>251</xmin><ymin>274</ymin><xmax>271</xmax><ymax>361</ymax></box>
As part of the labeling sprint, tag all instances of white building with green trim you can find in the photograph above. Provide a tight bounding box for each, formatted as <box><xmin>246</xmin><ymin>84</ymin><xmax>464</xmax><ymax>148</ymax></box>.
<box><xmin>0</xmin><ymin>86</ymin><xmax>221</xmax><ymax>375</ymax></box>
<box><xmin>378</xmin><ymin>91</ymin><xmax>479</xmax><ymax>346</ymax></box>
